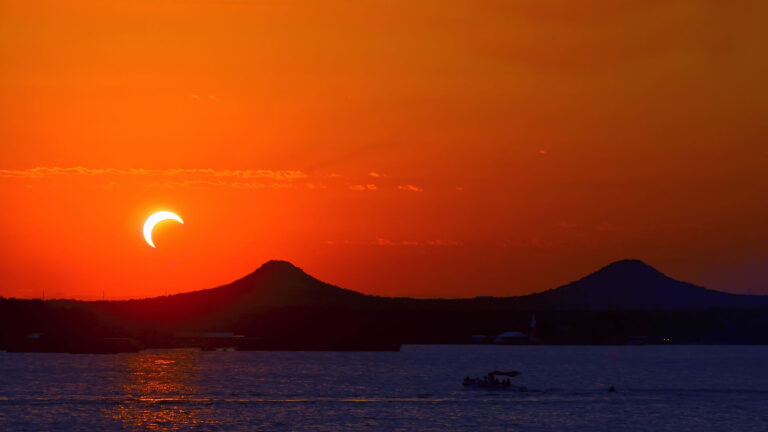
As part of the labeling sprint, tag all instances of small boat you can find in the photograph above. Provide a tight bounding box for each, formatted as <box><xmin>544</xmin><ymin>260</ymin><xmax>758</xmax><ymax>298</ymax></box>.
<box><xmin>462</xmin><ymin>370</ymin><xmax>535</xmax><ymax>392</ymax></box>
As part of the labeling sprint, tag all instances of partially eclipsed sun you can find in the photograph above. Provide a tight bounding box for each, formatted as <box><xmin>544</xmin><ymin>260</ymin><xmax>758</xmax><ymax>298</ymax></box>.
<box><xmin>143</xmin><ymin>211</ymin><xmax>183</xmax><ymax>248</ymax></box>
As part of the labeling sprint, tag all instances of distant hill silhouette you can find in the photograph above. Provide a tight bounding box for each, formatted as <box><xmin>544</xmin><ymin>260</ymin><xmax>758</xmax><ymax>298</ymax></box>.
<box><xmin>510</xmin><ymin>259</ymin><xmax>768</xmax><ymax>311</ymax></box>
<box><xmin>182</xmin><ymin>260</ymin><xmax>370</xmax><ymax>306</ymax></box>
<box><xmin>100</xmin><ymin>258</ymin><xmax>768</xmax><ymax>316</ymax></box>
<box><xmin>3</xmin><ymin>258</ymin><xmax>768</xmax><ymax>351</ymax></box>
<box><xmin>97</xmin><ymin>260</ymin><xmax>375</xmax><ymax>325</ymax></box>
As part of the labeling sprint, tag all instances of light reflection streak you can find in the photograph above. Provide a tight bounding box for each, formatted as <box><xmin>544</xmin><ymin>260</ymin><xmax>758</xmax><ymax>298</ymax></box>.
<box><xmin>105</xmin><ymin>349</ymin><xmax>217</xmax><ymax>431</ymax></box>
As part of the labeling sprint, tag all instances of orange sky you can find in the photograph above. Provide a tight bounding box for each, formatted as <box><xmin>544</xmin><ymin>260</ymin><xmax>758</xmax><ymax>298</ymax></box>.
<box><xmin>1</xmin><ymin>0</ymin><xmax>767</xmax><ymax>299</ymax></box>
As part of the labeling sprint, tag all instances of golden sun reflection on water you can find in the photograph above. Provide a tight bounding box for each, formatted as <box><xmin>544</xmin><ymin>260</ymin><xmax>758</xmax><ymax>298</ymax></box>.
<box><xmin>107</xmin><ymin>349</ymin><xmax>218</xmax><ymax>431</ymax></box>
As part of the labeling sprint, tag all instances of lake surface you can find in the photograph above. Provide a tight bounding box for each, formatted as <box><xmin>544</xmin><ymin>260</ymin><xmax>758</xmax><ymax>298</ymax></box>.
<box><xmin>1</xmin><ymin>345</ymin><xmax>767</xmax><ymax>431</ymax></box>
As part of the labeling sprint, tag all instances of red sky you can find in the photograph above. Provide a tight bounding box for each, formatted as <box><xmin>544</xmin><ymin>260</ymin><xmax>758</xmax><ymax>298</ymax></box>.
<box><xmin>1</xmin><ymin>0</ymin><xmax>767</xmax><ymax>299</ymax></box>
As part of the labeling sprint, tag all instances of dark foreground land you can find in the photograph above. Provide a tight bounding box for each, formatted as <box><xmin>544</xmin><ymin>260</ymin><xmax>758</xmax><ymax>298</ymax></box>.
<box><xmin>2</xmin><ymin>260</ymin><xmax>768</xmax><ymax>353</ymax></box>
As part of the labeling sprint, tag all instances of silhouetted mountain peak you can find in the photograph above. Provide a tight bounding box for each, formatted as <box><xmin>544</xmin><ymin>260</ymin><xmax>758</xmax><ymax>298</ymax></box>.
<box><xmin>234</xmin><ymin>260</ymin><xmax>319</xmax><ymax>288</ymax></box>
<box><xmin>583</xmin><ymin>259</ymin><xmax>667</xmax><ymax>284</ymax></box>
<box><xmin>222</xmin><ymin>260</ymin><xmax>368</xmax><ymax>306</ymax></box>
<box><xmin>600</xmin><ymin>258</ymin><xmax>659</xmax><ymax>272</ymax></box>
<box><xmin>95</xmin><ymin>260</ymin><xmax>371</xmax><ymax>325</ymax></box>
<box><xmin>519</xmin><ymin>258</ymin><xmax>767</xmax><ymax>310</ymax></box>
<box><xmin>258</xmin><ymin>259</ymin><xmax>304</xmax><ymax>272</ymax></box>
<box><xmin>556</xmin><ymin>259</ymin><xmax>688</xmax><ymax>302</ymax></box>
<box><xmin>247</xmin><ymin>260</ymin><xmax>309</xmax><ymax>280</ymax></box>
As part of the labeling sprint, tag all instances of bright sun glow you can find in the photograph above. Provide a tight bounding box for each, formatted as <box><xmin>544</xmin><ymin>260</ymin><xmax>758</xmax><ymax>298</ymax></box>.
<box><xmin>143</xmin><ymin>211</ymin><xmax>184</xmax><ymax>248</ymax></box>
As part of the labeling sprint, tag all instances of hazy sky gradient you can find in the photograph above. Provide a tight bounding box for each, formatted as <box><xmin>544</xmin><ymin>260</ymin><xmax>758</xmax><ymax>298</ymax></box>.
<box><xmin>1</xmin><ymin>0</ymin><xmax>767</xmax><ymax>299</ymax></box>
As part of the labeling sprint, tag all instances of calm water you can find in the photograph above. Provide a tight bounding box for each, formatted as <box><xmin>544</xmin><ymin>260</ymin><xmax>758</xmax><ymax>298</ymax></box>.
<box><xmin>1</xmin><ymin>345</ymin><xmax>767</xmax><ymax>431</ymax></box>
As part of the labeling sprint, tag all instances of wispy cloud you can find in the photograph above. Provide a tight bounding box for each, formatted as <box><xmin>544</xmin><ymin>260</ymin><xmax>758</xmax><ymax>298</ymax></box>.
<box><xmin>305</xmin><ymin>182</ymin><xmax>327</xmax><ymax>190</ymax></box>
<box><xmin>375</xmin><ymin>237</ymin><xmax>420</xmax><ymax>246</ymax></box>
<box><xmin>397</xmin><ymin>184</ymin><xmax>423</xmax><ymax>192</ymax></box>
<box><xmin>349</xmin><ymin>184</ymin><xmax>377</xmax><ymax>191</ymax></box>
<box><xmin>325</xmin><ymin>238</ymin><xmax>462</xmax><ymax>247</ymax></box>
<box><xmin>0</xmin><ymin>167</ymin><xmax>310</xmax><ymax>191</ymax></box>
<box><xmin>424</xmin><ymin>239</ymin><xmax>461</xmax><ymax>246</ymax></box>
<box><xmin>0</xmin><ymin>167</ymin><xmax>307</xmax><ymax>181</ymax></box>
<box><xmin>1</xmin><ymin>167</ymin><xmax>440</xmax><ymax>195</ymax></box>
<box><xmin>145</xmin><ymin>180</ymin><xmax>295</xmax><ymax>189</ymax></box>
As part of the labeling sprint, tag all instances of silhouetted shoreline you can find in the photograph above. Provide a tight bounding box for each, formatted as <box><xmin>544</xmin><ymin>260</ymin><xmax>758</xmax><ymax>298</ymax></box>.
<box><xmin>3</xmin><ymin>260</ymin><xmax>768</xmax><ymax>353</ymax></box>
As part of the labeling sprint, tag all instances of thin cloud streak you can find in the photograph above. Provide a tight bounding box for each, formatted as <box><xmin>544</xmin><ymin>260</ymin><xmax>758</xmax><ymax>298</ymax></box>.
<box><xmin>397</xmin><ymin>184</ymin><xmax>424</xmax><ymax>192</ymax></box>
<box><xmin>325</xmin><ymin>238</ymin><xmax>462</xmax><ymax>247</ymax></box>
<box><xmin>0</xmin><ymin>167</ymin><xmax>307</xmax><ymax>181</ymax></box>
<box><xmin>349</xmin><ymin>184</ymin><xmax>377</xmax><ymax>191</ymax></box>
<box><xmin>145</xmin><ymin>180</ymin><xmax>295</xmax><ymax>189</ymax></box>
<box><xmin>1</xmin><ymin>167</ymin><xmax>435</xmax><ymax>193</ymax></box>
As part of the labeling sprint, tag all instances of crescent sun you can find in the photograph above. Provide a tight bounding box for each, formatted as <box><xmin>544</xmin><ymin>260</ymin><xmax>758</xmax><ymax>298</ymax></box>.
<box><xmin>143</xmin><ymin>211</ymin><xmax>184</xmax><ymax>248</ymax></box>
